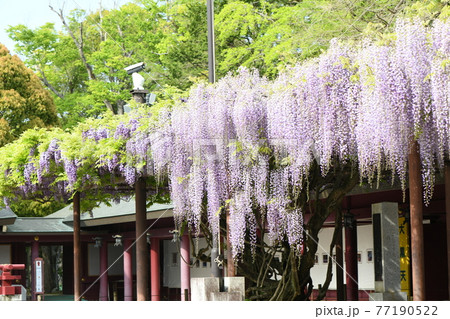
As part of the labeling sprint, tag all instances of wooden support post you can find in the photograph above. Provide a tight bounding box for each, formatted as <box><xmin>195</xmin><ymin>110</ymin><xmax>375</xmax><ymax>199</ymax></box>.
<box><xmin>336</xmin><ymin>223</ymin><xmax>345</xmax><ymax>301</ymax></box>
<box><xmin>123</xmin><ymin>239</ymin><xmax>133</xmax><ymax>301</ymax></box>
<box><xmin>408</xmin><ymin>141</ymin><xmax>426</xmax><ymax>301</ymax></box>
<box><xmin>73</xmin><ymin>192</ymin><xmax>82</xmax><ymax>301</ymax></box>
<box><xmin>135</xmin><ymin>177</ymin><xmax>149</xmax><ymax>301</ymax></box>
<box><xmin>180</xmin><ymin>234</ymin><xmax>191</xmax><ymax>301</ymax></box>
<box><xmin>150</xmin><ymin>237</ymin><xmax>161</xmax><ymax>301</ymax></box>
<box><xmin>345</xmin><ymin>215</ymin><xmax>359</xmax><ymax>301</ymax></box>
<box><xmin>99</xmin><ymin>239</ymin><xmax>108</xmax><ymax>301</ymax></box>
<box><xmin>445</xmin><ymin>162</ymin><xmax>450</xmax><ymax>299</ymax></box>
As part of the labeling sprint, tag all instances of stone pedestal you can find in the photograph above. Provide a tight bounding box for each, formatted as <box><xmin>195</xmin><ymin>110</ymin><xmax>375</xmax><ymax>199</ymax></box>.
<box><xmin>191</xmin><ymin>277</ymin><xmax>245</xmax><ymax>301</ymax></box>
<box><xmin>369</xmin><ymin>202</ymin><xmax>407</xmax><ymax>301</ymax></box>
<box><xmin>0</xmin><ymin>285</ymin><xmax>26</xmax><ymax>301</ymax></box>
<box><xmin>370</xmin><ymin>291</ymin><xmax>407</xmax><ymax>301</ymax></box>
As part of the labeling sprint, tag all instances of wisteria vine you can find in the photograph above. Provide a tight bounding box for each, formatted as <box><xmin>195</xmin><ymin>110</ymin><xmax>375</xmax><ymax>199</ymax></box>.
<box><xmin>161</xmin><ymin>18</ymin><xmax>450</xmax><ymax>260</ymax></box>
<box><xmin>0</xmin><ymin>19</ymin><xmax>448</xmax><ymax>261</ymax></box>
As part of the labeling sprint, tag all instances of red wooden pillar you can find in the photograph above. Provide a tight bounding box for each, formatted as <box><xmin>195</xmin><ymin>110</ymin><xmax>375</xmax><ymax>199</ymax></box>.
<box><xmin>99</xmin><ymin>240</ymin><xmax>108</xmax><ymax>301</ymax></box>
<box><xmin>73</xmin><ymin>192</ymin><xmax>82</xmax><ymax>301</ymax></box>
<box><xmin>345</xmin><ymin>215</ymin><xmax>358</xmax><ymax>301</ymax></box>
<box><xmin>150</xmin><ymin>237</ymin><xmax>160</xmax><ymax>301</ymax></box>
<box><xmin>123</xmin><ymin>239</ymin><xmax>133</xmax><ymax>301</ymax></box>
<box><xmin>180</xmin><ymin>234</ymin><xmax>191</xmax><ymax>301</ymax></box>
<box><xmin>409</xmin><ymin>141</ymin><xmax>426</xmax><ymax>300</ymax></box>
<box><xmin>135</xmin><ymin>177</ymin><xmax>149</xmax><ymax>301</ymax></box>
<box><xmin>31</xmin><ymin>239</ymin><xmax>39</xmax><ymax>301</ymax></box>
<box><xmin>445</xmin><ymin>162</ymin><xmax>450</xmax><ymax>299</ymax></box>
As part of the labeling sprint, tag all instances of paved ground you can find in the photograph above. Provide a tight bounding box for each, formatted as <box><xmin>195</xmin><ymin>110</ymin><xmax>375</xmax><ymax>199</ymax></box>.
<box><xmin>43</xmin><ymin>294</ymin><xmax>75</xmax><ymax>301</ymax></box>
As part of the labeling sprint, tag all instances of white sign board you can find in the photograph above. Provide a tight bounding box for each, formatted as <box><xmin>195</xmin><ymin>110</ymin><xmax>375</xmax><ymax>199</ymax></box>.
<box><xmin>35</xmin><ymin>259</ymin><xmax>43</xmax><ymax>294</ymax></box>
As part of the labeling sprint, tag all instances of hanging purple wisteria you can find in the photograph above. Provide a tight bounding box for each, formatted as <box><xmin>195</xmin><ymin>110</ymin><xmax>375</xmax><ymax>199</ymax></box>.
<box><xmin>159</xmin><ymin>19</ymin><xmax>449</xmax><ymax>260</ymax></box>
<box><xmin>0</xmin><ymin>110</ymin><xmax>158</xmax><ymax>209</ymax></box>
<box><xmin>0</xmin><ymin>18</ymin><xmax>448</xmax><ymax>261</ymax></box>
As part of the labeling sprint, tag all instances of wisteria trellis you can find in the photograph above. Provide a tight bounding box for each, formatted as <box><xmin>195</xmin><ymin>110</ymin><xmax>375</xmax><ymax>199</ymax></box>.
<box><xmin>0</xmin><ymin>19</ymin><xmax>448</xmax><ymax>260</ymax></box>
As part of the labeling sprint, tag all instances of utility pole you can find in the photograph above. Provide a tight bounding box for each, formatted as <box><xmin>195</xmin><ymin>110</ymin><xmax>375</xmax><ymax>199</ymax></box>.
<box><xmin>207</xmin><ymin>0</ymin><xmax>216</xmax><ymax>84</ymax></box>
<box><xmin>125</xmin><ymin>62</ymin><xmax>150</xmax><ymax>300</ymax></box>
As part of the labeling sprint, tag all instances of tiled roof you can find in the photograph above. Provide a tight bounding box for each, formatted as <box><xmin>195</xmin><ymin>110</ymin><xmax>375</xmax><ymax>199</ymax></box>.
<box><xmin>49</xmin><ymin>198</ymin><xmax>173</xmax><ymax>221</ymax></box>
<box><xmin>3</xmin><ymin>217</ymin><xmax>73</xmax><ymax>233</ymax></box>
<box><xmin>0</xmin><ymin>207</ymin><xmax>17</xmax><ymax>225</ymax></box>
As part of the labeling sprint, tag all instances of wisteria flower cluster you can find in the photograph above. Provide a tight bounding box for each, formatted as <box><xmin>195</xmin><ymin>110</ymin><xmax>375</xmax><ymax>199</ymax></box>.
<box><xmin>0</xmin><ymin>109</ymin><xmax>158</xmax><ymax>209</ymax></box>
<box><xmin>0</xmin><ymin>19</ymin><xmax>447</xmax><ymax>261</ymax></box>
<box><xmin>159</xmin><ymin>19</ymin><xmax>449</xmax><ymax>259</ymax></box>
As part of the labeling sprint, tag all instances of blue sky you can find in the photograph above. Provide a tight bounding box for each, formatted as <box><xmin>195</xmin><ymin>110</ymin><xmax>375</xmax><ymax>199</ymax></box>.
<box><xmin>0</xmin><ymin>0</ymin><xmax>129</xmax><ymax>56</ymax></box>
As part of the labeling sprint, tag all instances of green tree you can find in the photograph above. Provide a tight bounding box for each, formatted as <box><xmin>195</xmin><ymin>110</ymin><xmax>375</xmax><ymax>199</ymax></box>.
<box><xmin>8</xmin><ymin>0</ymin><xmax>449</xmax><ymax>120</ymax></box>
<box><xmin>155</xmin><ymin>0</ymin><xmax>209</xmax><ymax>89</ymax></box>
<box><xmin>8</xmin><ymin>2</ymin><xmax>167</xmax><ymax>128</ymax></box>
<box><xmin>215</xmin><ymin>0</ymin><xmax>431</xmax><ymax>78</ymax></box>
<box><xmin>0</xmin><ymin>43</ymin><xmax>58</xmax><ymax>146</ymax></box>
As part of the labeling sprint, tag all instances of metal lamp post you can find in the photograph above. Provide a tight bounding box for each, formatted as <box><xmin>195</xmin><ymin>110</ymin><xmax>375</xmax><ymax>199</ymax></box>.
<box><xmin>207</xmin><ymin>0</ymin><xmax>222</xmax><ymax>279</ymax></box>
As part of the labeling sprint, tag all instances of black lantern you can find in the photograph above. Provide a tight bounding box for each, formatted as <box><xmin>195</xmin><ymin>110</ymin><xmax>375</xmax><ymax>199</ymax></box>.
<box><xmin>113</xmin><ymin>235</ymin><xmax>122</xmax><ymax>247</ymax></box>
<box><xmin>343</xmin><ymin>212</ymin><xmax>355</xmax><ymax>229</ymax></box>
<box><xmin>169</xmin><ymin>229</ymin><xmax>179</xmax><ymax>243</ymax></box>
<box><xmin>93</xmin><ymin>237</ymin><xmax>102</xmax><ymax>248</ymax></box>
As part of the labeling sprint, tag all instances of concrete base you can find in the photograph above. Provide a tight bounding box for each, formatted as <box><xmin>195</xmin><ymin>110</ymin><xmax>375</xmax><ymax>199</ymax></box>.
<box><xmin>224</xmin><ymin>277</ymin><xmax>245</xmax><ymax>299</ymax></box>
<box><xmin>211</xmin><ymin>292</ymin><xmax>242</xmax><ymax>301</ymax></box>
<box><xmin>0</xmin><ymin>285</ymin><xmax>27</xmax><ymax>301</ymax></box>
<box><xmin>369</xmin><ymin>291</ymin><xmax>408</xmax><ymax>301</ymax></box>
<box><xmin>191</xmin><ymin>277</ymin><xmax>245</xmax><ymax>301</ymax></box>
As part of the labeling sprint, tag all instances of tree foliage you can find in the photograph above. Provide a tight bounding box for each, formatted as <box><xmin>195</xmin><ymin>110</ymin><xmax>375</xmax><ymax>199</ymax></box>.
<box><xmin>215</xmin><ymin>0</ymin><xmax>449</xmax><ymax>78</ymax></box>
<box><xmin>0</xmin><ymin>104</ymin><xmax>170</xmax><ymax>215</ymax></box>
<box><xmin>0</xmin><ymin>44</ymin><xmax>59</xmax><ymax>147</ymax></box>
<box><xmin>8</xmin><ymin>0</ymin><xmax>448</xmax><ymax>128</ymax></box>
<box><xmin>8</xmin><ymin>3</ymin><xmax>163</xmax><ymax>127</ymax></box>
